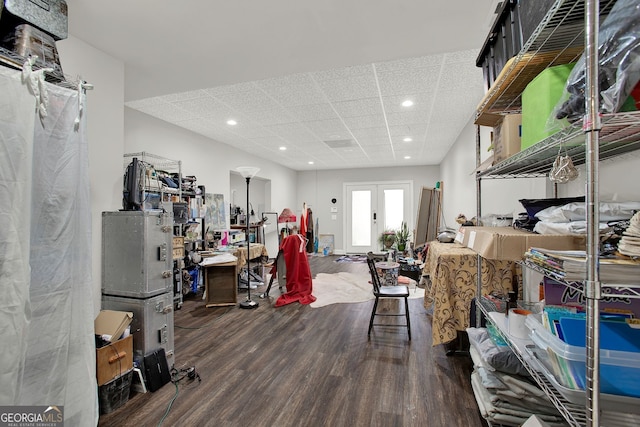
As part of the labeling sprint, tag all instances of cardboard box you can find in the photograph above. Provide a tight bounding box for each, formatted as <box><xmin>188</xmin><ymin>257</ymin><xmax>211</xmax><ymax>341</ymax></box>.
<box><xmin>95</xmin><ymin>310</ymin><xmax>133</xmax><ymax>342</ymax></box>
<box><xmin>96</xmin><ymin>335</ymin><xmax>133</xmax><ymax>386</ymax></box>
<box><xmin>544</xmin><ymin>276</ymin><xmax>640</xmax><ymax>318</ymax></box>
<box><xmin>492</xmin><ymin>114</ymin><xmax>521</xmax><ymax>163</ymax></box>
<box><xmin>172</xmin><ymin>236</ymin><xmax>184</xmax><ymax>260</ymax></box>
<box><xmin>462</xmin><ymin>226</ymin><xmax>586</xmax><ymax>261</ymax></box>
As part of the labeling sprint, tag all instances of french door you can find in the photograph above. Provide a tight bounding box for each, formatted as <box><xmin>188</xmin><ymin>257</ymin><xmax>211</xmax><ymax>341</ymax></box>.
<box><xmin>344</xmin><ymin>181</ymin><xmax>412</xmax><ymax>254</ymax></box>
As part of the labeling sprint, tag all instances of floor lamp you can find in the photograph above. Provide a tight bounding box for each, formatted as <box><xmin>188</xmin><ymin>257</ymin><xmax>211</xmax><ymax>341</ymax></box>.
<box><xmin>236</xmin><ymin>166</ymin><xmax>260</xmax><ymax>309</ymax></box>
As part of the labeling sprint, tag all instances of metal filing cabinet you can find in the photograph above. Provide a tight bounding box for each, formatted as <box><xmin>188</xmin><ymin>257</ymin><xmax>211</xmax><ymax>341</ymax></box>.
<box><xmin>102</xmin><ymin>211</ymin><xmax>173</xmax><ymax>298</ymax></box>
<box><xmin>102</xmin><ymin>293</ymin><xmax>174</xmax><ymax>364</ymax></box>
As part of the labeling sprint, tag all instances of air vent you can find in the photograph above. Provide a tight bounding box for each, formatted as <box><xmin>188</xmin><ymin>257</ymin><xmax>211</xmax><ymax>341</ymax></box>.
<box><xmin>323</xmin><ymin>139</ymin><xmax>356</xmax><ymax>149</ymax></box>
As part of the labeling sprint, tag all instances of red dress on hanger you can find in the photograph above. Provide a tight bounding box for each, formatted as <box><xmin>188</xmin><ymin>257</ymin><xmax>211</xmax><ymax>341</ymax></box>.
<box><xmin>274</xmin><ymin>234</ymin><xmax>316</xmax><ymax>307</ymax></box>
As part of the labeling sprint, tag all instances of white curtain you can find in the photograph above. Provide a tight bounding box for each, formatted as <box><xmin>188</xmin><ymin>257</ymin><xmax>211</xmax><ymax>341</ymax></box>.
<box><xmin>0</xmin><ymin>67</ymin><xmax>97</xmax><ymax>426</ymax></box>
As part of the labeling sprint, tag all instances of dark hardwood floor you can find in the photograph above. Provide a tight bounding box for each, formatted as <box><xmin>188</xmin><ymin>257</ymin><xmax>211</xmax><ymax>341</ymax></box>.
<box><xmin>98</xmin><ymin>255</ymin><xmax>486</xmax><ymax>427</ymax></box>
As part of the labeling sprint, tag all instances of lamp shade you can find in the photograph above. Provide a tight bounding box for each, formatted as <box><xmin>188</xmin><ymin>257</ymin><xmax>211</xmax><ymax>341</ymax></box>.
<box><xmin>278</xmin><ymin>208</ymin><xmax>297</xmax><ymax>223</ymax></box>
<box><xmin>236</xmin><ymin>166</ymin><xmax>260</xmax><ymax>178</ymax></box>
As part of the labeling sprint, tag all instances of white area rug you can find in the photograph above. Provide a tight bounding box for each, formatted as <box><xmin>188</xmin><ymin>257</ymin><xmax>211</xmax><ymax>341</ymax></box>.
<box><xmin>310</xmin><ymin>272</ymin><xmax>425</xmax><ymax>308</ymax></box>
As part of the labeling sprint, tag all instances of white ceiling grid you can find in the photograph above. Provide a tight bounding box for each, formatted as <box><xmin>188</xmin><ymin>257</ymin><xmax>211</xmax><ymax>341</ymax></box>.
<box><xmin>126</xmin><ymin>49</ymin><xmax>484</xmax><ymax>171</ymax></box>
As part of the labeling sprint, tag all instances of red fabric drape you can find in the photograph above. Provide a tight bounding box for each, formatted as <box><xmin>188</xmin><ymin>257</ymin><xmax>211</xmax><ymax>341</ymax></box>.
<box><xmin>274</xmin><ymin>234</ymin><xmax>316</xmax><ymax>307</ymax></box>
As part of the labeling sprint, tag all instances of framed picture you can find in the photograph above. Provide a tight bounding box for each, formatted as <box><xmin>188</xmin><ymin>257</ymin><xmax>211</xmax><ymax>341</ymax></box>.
<box><xmin>318</xmin><ymin>234</ymin><xmax>335</xmax><ymax>255</ymax></box>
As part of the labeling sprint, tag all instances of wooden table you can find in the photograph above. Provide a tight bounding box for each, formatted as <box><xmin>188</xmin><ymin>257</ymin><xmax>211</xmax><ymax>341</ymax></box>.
<box><xmin>422</xmin><ymin>241</ymin><xmax>516</xmax><ymax>346</ymax></box>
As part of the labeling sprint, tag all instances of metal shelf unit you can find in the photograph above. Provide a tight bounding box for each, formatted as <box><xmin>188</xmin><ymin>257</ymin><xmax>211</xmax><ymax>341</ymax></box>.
<box><xmin>472</xmin><ymin>0</ymin><xmax>639</xmax><ymax>425</ymax></box>
<box><xmin>520</xmin><ymin>260</ymin><xmax>640</xmax><ymax>300</ymax></box>
<box><xmin>479</xmin><ymin>111</ymin><xmax>640</xmax><ymax>179</ymax></box>
<box><xmin>475</xmin><ymin>0</ymin><xmax>616</xmax><ymax>125</ymax></box>
<box><xmin>123</xmin><ymin>152</ymin><xmax>186</xmax><ymax>309</ymax></box>
<box><xmin>477</xmin><ymin>299</ymin><xmax>588</xmax><ymax>427</ymax></box>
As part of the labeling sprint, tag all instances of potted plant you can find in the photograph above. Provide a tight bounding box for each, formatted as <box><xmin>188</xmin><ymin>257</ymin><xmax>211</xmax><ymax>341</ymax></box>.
<box><xmin>395</xmin><ymin>221</ymin><xmax>411</xmax><ymax>252</ymax></box>
<box><xmin>378</xmin><ymin>230</ymin><xmax>396</xmax><ymax>249</ymax></box>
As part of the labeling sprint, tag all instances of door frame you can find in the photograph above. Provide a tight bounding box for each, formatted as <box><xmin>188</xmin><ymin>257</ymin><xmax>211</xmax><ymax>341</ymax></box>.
<box><xmin>342</xmin><ymin>180</ymin><xmax>414</xmax><ymax>254</ymax></box>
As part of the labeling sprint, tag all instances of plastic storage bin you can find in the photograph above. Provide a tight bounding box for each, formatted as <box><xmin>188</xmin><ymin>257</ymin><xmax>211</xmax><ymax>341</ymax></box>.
<box><xmin>476</xmin><ymin>0</ymin><xmax>522</xmax><ymax>91</ymax></box>
<box><xmin>526</xmin><ymin>315</ymin><xmax>640</xmax><ymax>398</ymax></box>
<box><xmin>98</xmin><ymin>369</ymin><xmax>133</xmax><ymax>414</ymax></box>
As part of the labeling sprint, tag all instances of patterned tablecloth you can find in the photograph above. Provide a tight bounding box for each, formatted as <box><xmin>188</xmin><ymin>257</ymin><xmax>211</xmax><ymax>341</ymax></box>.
<box><xmin>233</xmin><ymin>243</ymin><xmax>268</xmax><ymax>267</ymax></box>
<box><xmin>423</xmin><ymin>241</ymin><xmax>516</xmax><ymax>346</ymax></box>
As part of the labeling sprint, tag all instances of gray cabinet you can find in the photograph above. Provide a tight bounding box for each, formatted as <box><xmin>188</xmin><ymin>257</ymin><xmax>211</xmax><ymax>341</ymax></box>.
<box><xmin>102</xmin><ymin>210</ymin><xmax>173</xmax><ymax>298</ymax></box>
<box><xmin>102</xmin><ymin>293</ymin><xmax>174</xmax><ymax>364</ymax></box>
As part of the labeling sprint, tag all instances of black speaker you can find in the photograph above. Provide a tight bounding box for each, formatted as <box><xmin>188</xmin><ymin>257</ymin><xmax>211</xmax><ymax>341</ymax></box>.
<box><xmin>143</xmin><ymin>348</ymin><xmax>171</xmax><ymax>392</ymax></box>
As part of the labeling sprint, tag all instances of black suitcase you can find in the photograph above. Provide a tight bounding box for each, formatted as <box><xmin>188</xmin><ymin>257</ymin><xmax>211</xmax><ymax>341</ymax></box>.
<box><xmin>143</xmin><ymin>348</ymin><xmax>171</xmax><ymax>392</ymax></box>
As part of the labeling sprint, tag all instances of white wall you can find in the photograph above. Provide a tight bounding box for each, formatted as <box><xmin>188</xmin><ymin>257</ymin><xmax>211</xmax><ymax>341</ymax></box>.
<box><xmin>557</xmin><ymin>151</ymin><xmax>640</xmax><ymax>201</ymax></box>
<box><xmin>57</xmin><ymin>36</ymin><xmax>125</xmax><ymax>314</ymax></box>
<box><xmin>124</xmin><ymin>109</ymin><xmax>298</xmax><ymax>257</ymax></box>
<box><xmin>297</xmin><ymin>165</ymin><xmax>440</xmax><ymax>252</ymax></box>
<box><xmin>440</xmin><ymin>116</ymin><xmax>548</xmax><ymax>228</ymax></box>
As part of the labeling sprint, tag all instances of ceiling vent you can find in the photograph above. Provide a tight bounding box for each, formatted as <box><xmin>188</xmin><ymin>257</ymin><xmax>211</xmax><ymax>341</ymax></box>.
<box><xmin>323</xmin><ymin>139</ymin><xmax>357</xmax><ymax>149</ymax></box>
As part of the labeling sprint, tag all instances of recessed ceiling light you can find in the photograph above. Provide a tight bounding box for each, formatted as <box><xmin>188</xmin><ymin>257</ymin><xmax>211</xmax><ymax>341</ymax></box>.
<box><xmin>401</xmin><ymin>100</ymin><xmax>414</xmax><ymax>107</ymax></box>
<box><xmin>404</xmin><ymin>155</ymin><xmax>411</xmax><ymax>160</ymax></box>
<box><xmin>226</xmin><ymin>119</ymin><xmax>237</xmax><ymax>126</ymax></box>
<box><xmin>279</xmin><ymin>146</ymin><xmax>287</xmax><ymax>151</ymax></box>
<box><xmin>403</xmin><ymin>137</ymin><xmax>413</xmax><ymax>142</ymax></box>
<box><xmin>308</xmin><ymin>161</ymin><xmax>314</xmax><ymax>165</ymax></box>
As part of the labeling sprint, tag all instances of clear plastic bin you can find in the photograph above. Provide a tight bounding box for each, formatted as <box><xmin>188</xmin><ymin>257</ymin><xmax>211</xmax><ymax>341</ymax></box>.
<box><xmin>526</xmin><ymin>315</ymin><xmax>640</xmax><ymax>398</ymax></box>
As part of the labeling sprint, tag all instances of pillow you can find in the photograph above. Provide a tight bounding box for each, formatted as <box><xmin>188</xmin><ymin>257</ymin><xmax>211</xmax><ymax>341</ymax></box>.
<box><xmin>518</xmin><ymin>197</ymin><xmax>584</xmax><ymax>219</ymax></box>
<box><xmin>536</xmin><ymin>201</ymin><xmax>640</xmax><ymax>223</ymax></box>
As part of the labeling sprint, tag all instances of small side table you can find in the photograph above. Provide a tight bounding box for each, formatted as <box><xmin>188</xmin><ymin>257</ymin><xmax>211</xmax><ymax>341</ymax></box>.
<box><xmin>375</xmin><ymin>261</ymin><xmax>400</xmax><ymax>286</ymax></box>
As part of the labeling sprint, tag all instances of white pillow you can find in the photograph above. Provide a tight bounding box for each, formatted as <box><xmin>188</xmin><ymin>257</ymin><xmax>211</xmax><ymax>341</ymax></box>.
<box><xmin>535</xmin><ymin>201</ymin><xmax>640</xmax><ymax>223</ymax></box>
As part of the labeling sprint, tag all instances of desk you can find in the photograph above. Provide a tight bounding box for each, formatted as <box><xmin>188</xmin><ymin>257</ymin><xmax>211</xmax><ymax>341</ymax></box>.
<box><xmin>203</xmin><ymin>261</ymin><xmax>237</xmax><ymax>307</ymax></box>
<box><xmin>200</xmin><ymin>244</ymin><xmax>268</xmax><ymax>307</ymax></box>
<box><xmin>423</xmin><ymin>241</ymin><xmax>515</xmax><ymax>346</ymax></box>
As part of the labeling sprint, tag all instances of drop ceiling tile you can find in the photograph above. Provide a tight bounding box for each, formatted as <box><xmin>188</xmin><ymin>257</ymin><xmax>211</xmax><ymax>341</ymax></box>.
<box><xmin>288</xmin><ymin>104</ymin><xmax>340</xmax><ymax>122</ymax></box>
<box><xmin>162</xmin><ymin>90</ymin><xmax>209</xmax><ymax>102</ymax></box>
<box><xmin>258</xmin><ymin>72</ymin><xmax>316</xmax><ymax>88</ymax></box>
<box><xmin>342</xmin><ymin>114</ymin><xmax>385</xmax><ymax>130</ymax></box>
<box><xmin>215</xmin><ymin>90</ymin><xmax>282</xmax><ymax>112</ymax></box>
<box><xmin>315</xmin><ymin>75</ymin><xmax>379</xmax><ymax>102</ymax></box>
<box><xmin>262</xmin><ymin>84</ymin><xmax>327</xmax><ymax>107</ymax></box>
<box><xmin>365</xmin><ymin>145</ymin><xmax>394</xmax><ymax>155</ymax></box>
<box><xmin>310</xmin><ymin>64</ymin><xmax>372</xmax><ymax>81</ymax></box>
<box><xmin>443</xmin><ymin>49</ymin><xmax>479</xmax><ymax>64</ymax></box>
<box><xmin>244</xmin><ymin>108</ymin><xmax>297</xmax><ymax>125</ymax></box>
<box><xmin>385</xmin><ymin>111</ymin><xmax>430</xmax><ymax>127</ymax></box>
<box><xmin>351</xmin><ymin>127</ymin><xmax>389</xmax><ymax>140</ymax></box>
<box><xmin>172</xmin><ymin>96</ymin><xmax>232</xmax><ymax>118</ymax></box>
<box><xmin>264</xmin><ymin>123</ymin><xmax>318</xmax><ymax>142</ymax></box>
<box><xmin>388</xmin><ymin>124</ymin><xmax>428</xmax><ymax>137</ymax></box>
<box><xmin>332</xmin><ymin>98</ymin><xmax>382</xmax><ymax>118</ymax></box>
<box><xmin>231</xmin><ymin>126</ymin><xmax>277</xmax><ymax>139</ymax></box>
<box><xmin>303</xmin><ymin>119</ymin><xmax>349</xmax><ymax>136</ymax></box>
<box><xmin>381</xmin><ymin>93</ymin><xmax>434</xmax><ymax>113</ymax></box>
<box><xmin>178</xmin><ymin>118</ymin><xmax>221</xmax><ymax>134</ymax></box>
<box><xmin>438</xmin><ymin>65</ymin><xmax>483</xmax><ymax>90</ymax></box>
<box><xmin>357</xmin><ymin>137</ymin><xmax>392</xmax><ymax>147</ymax></box>
<box><xmin>376</xmin><ymin>67</ymin><xmax>441</xmax><ymax>96</ymax></box>
<box><xmin>136</xmin><ymin>103</ymin><xmax>195</xmax><ymax>122</ymax></box>
<box><xmin>126</xmin><ymin>96</ymin><xmax>166</xmax><ymax>109</ymax></box>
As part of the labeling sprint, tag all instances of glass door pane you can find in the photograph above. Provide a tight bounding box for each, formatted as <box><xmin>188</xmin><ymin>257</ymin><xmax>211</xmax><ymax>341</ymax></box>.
<box><xmin>351</xmin><ymin>190</ymin><xmax>371</xmax><ymax>246</ymax></box>
<box><xmin>383</xmin><ymin>188</ymin><xmax>404</xmax><ymax>231</ymax></box>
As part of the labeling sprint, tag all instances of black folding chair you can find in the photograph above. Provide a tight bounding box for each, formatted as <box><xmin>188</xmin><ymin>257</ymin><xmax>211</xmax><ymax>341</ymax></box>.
<box><xmin>366</xmin><ymin>254</ymin><xmax>411</xmax><ymax>340</ymax></box>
